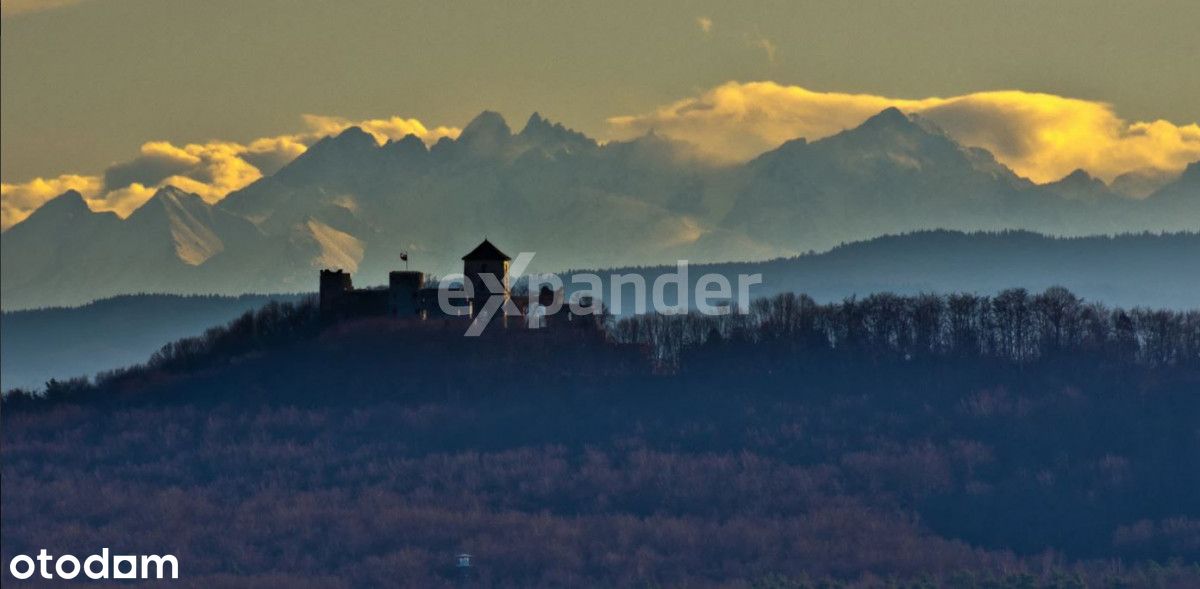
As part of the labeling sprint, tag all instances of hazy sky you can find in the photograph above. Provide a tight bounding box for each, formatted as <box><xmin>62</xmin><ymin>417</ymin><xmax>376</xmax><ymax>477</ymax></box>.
<box><xmin>2</xmin><ymin>0</ymin><xmax>1198</xmax><ymax>225</ymax></box>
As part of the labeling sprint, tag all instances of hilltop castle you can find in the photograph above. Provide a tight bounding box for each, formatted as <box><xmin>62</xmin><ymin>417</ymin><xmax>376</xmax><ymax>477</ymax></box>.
<box><xmin>318</xmin><ymin>239</ymin><xmax>591</xmax><ymax>328</ymax></box>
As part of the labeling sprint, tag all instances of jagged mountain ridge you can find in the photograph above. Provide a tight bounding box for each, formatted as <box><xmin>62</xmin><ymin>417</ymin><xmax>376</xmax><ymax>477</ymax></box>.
<box><xmin>2</xmin><ymin>108</ymin><xmax>1197</xmax><ymax>310</ymax></box>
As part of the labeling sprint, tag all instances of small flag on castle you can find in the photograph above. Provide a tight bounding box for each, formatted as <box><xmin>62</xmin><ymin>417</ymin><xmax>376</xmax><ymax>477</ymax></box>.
<box><xmin>400</xmin><ymin>251</ymin><xmax>409</xmax><ymax>270</ymax></box>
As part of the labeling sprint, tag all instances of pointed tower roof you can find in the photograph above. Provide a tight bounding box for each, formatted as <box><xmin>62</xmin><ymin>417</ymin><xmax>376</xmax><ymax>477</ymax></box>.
<box><xmin>462</xmin><ymin>238</ymin><xmax>511</xmax><ymax>261</ymax></box>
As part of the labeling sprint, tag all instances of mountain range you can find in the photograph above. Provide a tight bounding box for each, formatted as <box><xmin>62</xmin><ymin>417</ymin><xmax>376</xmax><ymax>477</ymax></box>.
<box><xmin>2</xmin><ymin>107</ymin><xmax>1198</xmax><ymax>310</ymax></box>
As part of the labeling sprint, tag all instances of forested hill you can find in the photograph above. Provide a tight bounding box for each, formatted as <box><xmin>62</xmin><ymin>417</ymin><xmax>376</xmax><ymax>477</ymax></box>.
<box><xmin>3</xmin><ymin>292</ymin><xmax>1198</xmax><ymax>587</ymax></box>
<box><xmin>1</xmin><ymin>293</ymin><xmax>303</xmax><ymax>391</ymax></box>
<box><xmin>4</xmin><ymin>230</ymin><xmax>1196</xmax><ymax>390</ymax></box>
<box><xmin>574</xmin><ymin>230</ymin><xmax>1200</xmax><ymax>311</ymax></box>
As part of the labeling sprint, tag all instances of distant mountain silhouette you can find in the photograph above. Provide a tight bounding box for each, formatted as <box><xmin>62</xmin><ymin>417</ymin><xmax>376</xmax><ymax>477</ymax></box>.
<box><xmin>574</xmin><ymin>230</ymin><xmax>1200</xmax><ymax>312</ymax></box>
<box><xmin>1</xmin><ymin>293</ymin><xmax>303</xmax><ymax>391</ymax></box>
<box><xmin>2</xmin><ymin>109</ymin><xmax>1197</xmax><ymax>309</ymax></box>
<box><xmin>1039</xmin><ymin>169</ymin><xmax>1118</xmax><ymax>201</ymax></box>
<box><xmin>2</xmin><ymin>191</ymin><xmax>124</xmax><ymax>303</ymax></box>
<box><xmin>1139</xmin><ymin>161</ymin><xmax>1200</xmax><ymax>226</ymax></box>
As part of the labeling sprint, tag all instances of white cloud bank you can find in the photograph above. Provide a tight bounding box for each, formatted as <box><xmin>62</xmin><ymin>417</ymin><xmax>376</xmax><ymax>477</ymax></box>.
<box><xmin>608</xmin><ymin>81</ymin><xmax>1200</xmax><ymax>184</ymax></box>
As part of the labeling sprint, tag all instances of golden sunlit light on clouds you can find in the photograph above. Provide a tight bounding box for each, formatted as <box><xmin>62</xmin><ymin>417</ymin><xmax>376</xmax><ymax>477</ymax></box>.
<box><xmin>4</xmin><ymin>82</ymin><xmax>1198</xmax><ymax>230</ymax></box>
<box><xmin>609</xmin><ymin>81</ymin><xmax>1200</xmax><ymax>184</ymax></box>
<box><xmin>0</xmin><ymin>115</ymin><xmax>461</xmax><ymax>230</ymax></box>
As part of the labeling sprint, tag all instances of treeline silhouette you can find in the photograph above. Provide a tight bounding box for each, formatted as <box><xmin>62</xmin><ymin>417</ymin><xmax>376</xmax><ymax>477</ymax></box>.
<box><xmin>3</xmin><ymin>287</ymin><xmax>1198</xmax><ymax>587</ymax></box>
<box><xmin>614</xmin><ymin>287</ymin><xmax>1200</xmax><ymax>369</ymax></box>
<box><xmin>10</xmin><ymin>286</ymin><xmax>1197</xmax><ymax>406</ymax></box>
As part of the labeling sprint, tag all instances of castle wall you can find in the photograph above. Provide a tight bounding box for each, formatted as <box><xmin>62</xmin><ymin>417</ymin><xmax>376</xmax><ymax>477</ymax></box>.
<box><xmin>389</xmin><ymin>271</ymin><xmax>426</xmax><ymax>317</ymax></box>
<box><xmin>344</xmin><ymin>289</ymin><xmax>389</xmax><ymax>316</ymax></box>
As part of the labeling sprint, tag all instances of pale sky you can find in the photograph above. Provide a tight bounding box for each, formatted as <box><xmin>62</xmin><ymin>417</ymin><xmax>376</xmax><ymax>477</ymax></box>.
<box><xmin>2</xmin><ymin>0</ymin><xmax>1198</xmax><ymax>225</ymax></box>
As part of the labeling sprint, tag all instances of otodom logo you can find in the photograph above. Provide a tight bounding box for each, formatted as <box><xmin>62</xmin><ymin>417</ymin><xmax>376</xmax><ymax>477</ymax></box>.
<box><xmin>8</xmin><ymin>549</ymin><xmax>178</xmax><ymax>581</ymax></box>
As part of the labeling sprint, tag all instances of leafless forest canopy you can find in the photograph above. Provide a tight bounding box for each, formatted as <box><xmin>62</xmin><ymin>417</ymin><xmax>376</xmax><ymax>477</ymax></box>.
<box><xmin>3</xmin><ymin>290</ymin><xmax>1199</xmax><ymax>587</ymax></box>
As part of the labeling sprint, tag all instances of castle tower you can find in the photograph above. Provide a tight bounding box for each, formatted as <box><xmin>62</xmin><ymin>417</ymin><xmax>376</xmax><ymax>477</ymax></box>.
<box><xmin>389</xmin><ymin>271</ymin><xmax>426</xmax><ymax>317</ymax></box>
<box><xmin>462</xmin><ymin>239</ymin><xmax>511</xmax><ymax>319</ymax></box>
<box><xmin>319</xmin><ymin>269</ymin><xmax>353</xmax><ymax>315</ymax></box>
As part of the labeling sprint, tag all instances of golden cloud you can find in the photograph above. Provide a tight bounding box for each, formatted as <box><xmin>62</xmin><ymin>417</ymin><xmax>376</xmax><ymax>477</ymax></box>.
<box><xmin>0</xmin><ymin>177</ymin><xmax>163</xmax><ymax>231</ymax></box>
<box><xmin>301</xmin><ymin>114</ymin><xmax>460</xmax><ymax>146</ymax></box>
<box><xmin>1</xmin><ymin>175</ymin><xmax>101</xmax><ymax>230</ymax></box>
<box><xmin>243</xmin><ymin>136</ymin><xmax>309</xmax><ymax>175</ymax></box>
<box><xmin>99</xmin><ymin>183</ymin><xmax>159</xmax><ymax>217</ymax></box>
<box><xmin>1</xmin><ymin>114</ymin><xmax>460</xmax><ymax>230</ymax></box>
<box><xmin>608</xmin><ymin>81</ymin><xmax>1200</xmax><ymax>184</ymax></box>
